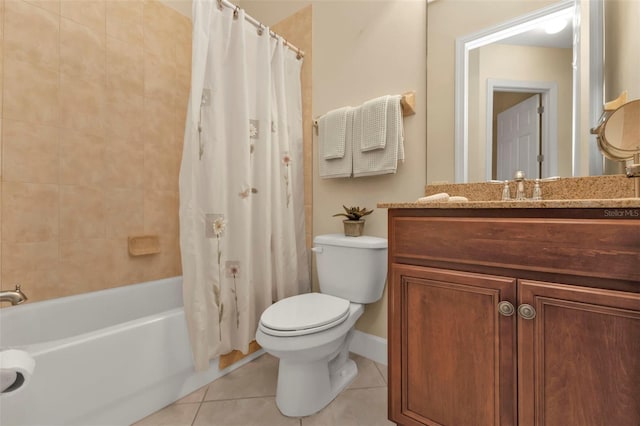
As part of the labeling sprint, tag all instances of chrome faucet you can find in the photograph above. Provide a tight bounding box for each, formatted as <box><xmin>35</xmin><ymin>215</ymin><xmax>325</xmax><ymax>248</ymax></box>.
<box><xmin>0</xmin><ymin>285</ymin><xmax>28</xmax><ymax>305</ymax></box>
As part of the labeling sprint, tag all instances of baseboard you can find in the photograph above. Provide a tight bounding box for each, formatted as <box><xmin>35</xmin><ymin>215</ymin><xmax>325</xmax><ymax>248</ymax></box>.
<box><xmin>349</xmin><ymin>330</ymin><xmax>388</xmax><ymax>366</ymax></box>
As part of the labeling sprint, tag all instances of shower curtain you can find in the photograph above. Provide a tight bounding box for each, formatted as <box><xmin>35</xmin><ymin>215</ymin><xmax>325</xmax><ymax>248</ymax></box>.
<box><xmin>179</xmin><ymin>0</ymin><xmax>310</xmax><ymax>371</ymax></box>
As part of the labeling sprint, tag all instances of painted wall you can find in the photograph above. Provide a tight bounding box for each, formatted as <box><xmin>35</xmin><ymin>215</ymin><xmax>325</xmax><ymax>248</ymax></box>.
<box><xmin>0</xmin><ymin>0</ymin><xmax>191</xmax><ymax>302</ymax></box>
<box><xmin>467</xmin><ymin>43</ymin><xmax>573</xmax><ymax>182</ymax></box>
<box><xmin>242</xmin><ymin>0</ymin><xmax>428</xmax><ymax>339</ymax></box>
<box><xmin>604</xmin><ymin>0</ymin><xmax>640</xmax><ymax>100</ymax></box>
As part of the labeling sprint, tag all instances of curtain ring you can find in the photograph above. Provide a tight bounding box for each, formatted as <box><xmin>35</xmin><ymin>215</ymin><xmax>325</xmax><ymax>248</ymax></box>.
<box><xmin>216</xmin><ymin>0</ymin><xmax>223</xmax><ymax>10</ymax></box>
<box><xmin>257</xmin><ymin>23</ymin><xmax>264</xmax><ymax>36</ymax></box>
<box><xmin>296</xmin><ymin>47</ymin><xmax>303</xmax><ymax>60</ymax></box>
<box><xmin>233</xmin><ymin>6</ymin><xmax>239</xmax><ymax>19</ymax></box>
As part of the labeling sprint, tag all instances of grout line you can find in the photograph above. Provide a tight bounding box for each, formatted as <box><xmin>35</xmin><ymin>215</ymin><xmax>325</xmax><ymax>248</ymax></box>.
<box><xmin>190</xmin><ymin>400</ymin><xmax>203</xmax><ymax>426</ymax></box>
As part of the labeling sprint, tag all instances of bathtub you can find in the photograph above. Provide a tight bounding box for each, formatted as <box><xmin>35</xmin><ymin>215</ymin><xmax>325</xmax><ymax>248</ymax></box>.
<box><xmin>0</xmin><ymin>277</ymin><xmax>262</xmax><ymax>426</ymax></box>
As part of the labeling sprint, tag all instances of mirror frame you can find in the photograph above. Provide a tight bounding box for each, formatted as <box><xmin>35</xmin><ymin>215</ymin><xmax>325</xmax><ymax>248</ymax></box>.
<box><xmin>453</xmin><ymin>0</ymin><xmax>604</xmax><ymax>183</ymax></box>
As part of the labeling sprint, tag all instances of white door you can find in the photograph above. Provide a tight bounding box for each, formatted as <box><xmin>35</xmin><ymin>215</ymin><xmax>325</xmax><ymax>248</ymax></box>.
<box><xmin>496</xmin><ymin>94</ymin><xmax>540</xmax><ymax>180</ymax></box>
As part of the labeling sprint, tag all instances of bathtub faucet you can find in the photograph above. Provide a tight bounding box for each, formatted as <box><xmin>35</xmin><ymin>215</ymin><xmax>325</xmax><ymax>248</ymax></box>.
<box><xmin>0</xmin><ymin>285</ymin><xmax>28</xmax><ymax>305</ymax></box>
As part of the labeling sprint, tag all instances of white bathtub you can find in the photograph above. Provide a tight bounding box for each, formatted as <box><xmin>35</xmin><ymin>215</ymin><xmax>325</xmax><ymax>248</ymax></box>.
<box><xmin>0</xmin><ymin>277</ymin><xmax>262</xmax><ymax>426</ymax></box>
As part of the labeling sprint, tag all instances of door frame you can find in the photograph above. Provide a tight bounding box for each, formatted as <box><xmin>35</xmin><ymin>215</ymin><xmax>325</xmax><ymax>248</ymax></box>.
<box><xmin>487</xmin><ymin>79</ymin><xmax>558</xmax><ymax>181</ymax></box>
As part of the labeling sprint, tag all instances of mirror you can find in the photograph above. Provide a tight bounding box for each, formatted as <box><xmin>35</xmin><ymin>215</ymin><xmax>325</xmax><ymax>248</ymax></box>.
<box><xmin>453</xmin><ymin>0</ymin><xmax>603</xmax><ymax>183</ymax></box>
<box><xmin>592</xmin><ymin>97</ymin><xmax>640</xmax><ymax>161</ymax></box>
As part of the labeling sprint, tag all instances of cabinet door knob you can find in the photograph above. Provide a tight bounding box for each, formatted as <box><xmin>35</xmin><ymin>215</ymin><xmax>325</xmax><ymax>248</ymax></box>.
<box><xmin>497</xmin><ymin>301</ymin><xmax>515</xmax><ymax>316</ymax></box>
<box><xmin>517</xmin><ymin>304</ymin><xmax>537</xmax><ymax>320</ymax></box>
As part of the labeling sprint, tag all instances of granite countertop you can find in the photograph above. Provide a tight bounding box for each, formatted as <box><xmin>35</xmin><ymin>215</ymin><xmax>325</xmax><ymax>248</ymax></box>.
<box><xmin>378</xmin><ymin>198</ymin><xmax>640</xmax><ymax>209</ymax></box>
<box><xmin>380</xmin><ymin>175</ymin><xmax>640</xmax><ymax>209</ymax></box>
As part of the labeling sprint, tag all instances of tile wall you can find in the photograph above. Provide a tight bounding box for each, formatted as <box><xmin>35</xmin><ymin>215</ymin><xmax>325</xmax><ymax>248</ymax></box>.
<box><xmin>0</xmin><ymin>0</ymin><xmax>192</xmax><ymax>302</ymax></box>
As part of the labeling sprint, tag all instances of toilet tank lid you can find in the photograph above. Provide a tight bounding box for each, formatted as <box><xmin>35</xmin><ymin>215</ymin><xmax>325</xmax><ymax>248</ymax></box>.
<box><xmin>313</xmin><ymin>234</ymin><xmax>387</xmax><ymax>249</ymax></box>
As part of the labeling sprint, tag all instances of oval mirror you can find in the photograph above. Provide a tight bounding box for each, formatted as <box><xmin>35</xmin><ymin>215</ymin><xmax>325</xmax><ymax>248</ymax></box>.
<box><xmin>597</xmin><ymin>99</ymin><xmax>640</xmax><ymax>161</ymax></box>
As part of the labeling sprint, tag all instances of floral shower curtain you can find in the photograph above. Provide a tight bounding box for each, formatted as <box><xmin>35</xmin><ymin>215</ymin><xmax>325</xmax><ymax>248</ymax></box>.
<box><xmin>179</xmin><ymin>0</ymin><xmax>310</xmax><ymax>371</ymax></box>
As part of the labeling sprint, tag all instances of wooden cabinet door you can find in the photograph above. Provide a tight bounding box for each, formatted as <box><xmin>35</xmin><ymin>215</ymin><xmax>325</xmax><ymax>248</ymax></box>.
<box><xmin>389</xmin><ymin>265</ymin><xmax>517</xmax><ymax>426</ymax></box>
<box><xmin>518</xmin><ymin>280</ymin><xmax>640</xmax><ymax>426</ymax></box>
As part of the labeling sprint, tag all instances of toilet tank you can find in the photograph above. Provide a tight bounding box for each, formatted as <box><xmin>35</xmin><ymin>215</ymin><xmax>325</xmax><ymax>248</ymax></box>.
<box><xmin>313</xmin><ymin>234</ymin><xmax>388</xmax><ymax>304</ymax></box>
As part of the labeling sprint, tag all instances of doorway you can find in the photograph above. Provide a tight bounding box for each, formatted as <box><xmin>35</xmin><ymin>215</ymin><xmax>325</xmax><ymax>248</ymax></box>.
<box><xmin>486</xmin><ymin>79</ymin><xmax>558</xmax><ymax>181</ymax></box>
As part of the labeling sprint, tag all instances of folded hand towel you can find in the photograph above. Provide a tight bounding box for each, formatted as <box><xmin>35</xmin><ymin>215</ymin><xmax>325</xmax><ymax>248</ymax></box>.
<box><xmin>319</xmin><ymin>107</ymin><xmax>351</xmax><ymax>159</ymax></box>
<box><xmin>319</xmin><ymin>108</ymin><xmax>354</xmax><ymax>178</ymax></box>
<box><xmin>448</xmin><ymin>196</ymin><xmax>469</xmax><ymax>202</ymax></box>
<box><xmin>416</xmin><ymin>193</ymin><xmax>450</xmax><ymax>203</ymax></box>
<box><xmin>360</xmin><ymin>96</ymin><xmax>389</xmax><ymax>152</ymax></box>
<box><xmin>352</xmin><ymin>95</ymin><xmax>404</xmax><ymax>177</ymax></box>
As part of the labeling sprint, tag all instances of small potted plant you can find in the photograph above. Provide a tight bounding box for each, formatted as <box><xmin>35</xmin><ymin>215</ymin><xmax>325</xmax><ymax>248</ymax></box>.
<box><xmin>333</xmin><ymin>205</ymin><xmax>373</xmax><ymax>237</ymax></box>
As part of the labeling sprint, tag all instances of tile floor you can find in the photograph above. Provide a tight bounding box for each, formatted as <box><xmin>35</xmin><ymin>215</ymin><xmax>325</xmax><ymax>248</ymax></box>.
<box><xmin>132</xmin><ymin>353</ymin><xmax>394</xmax><ymax>426</ymax></box>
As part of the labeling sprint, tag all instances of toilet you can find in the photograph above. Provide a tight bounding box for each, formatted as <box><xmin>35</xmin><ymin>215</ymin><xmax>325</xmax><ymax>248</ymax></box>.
<box><xmin>255</xmin><ymin>233</ymin><xmax>388</xmax><ymax>417</ymax></box>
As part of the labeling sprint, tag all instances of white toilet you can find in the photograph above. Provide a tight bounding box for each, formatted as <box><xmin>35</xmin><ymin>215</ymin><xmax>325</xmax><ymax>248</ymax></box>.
<box><xmin>255</xmin><ymin>233</ymin><xmax>388</xmax><ymax>417</ymax></box>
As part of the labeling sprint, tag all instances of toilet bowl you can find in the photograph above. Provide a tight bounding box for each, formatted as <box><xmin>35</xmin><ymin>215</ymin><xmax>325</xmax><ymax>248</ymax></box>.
<box><xmin>255</xmin><ymin>234</ymin><xmax>388</xmax><ymax>417</ymax></box>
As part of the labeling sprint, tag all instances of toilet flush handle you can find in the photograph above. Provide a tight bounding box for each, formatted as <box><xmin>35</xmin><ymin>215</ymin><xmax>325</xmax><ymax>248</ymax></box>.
<box><xmin>311</xmin><ymin>247</ymin><xmax>323</xmax><ymax>253</ymax></box>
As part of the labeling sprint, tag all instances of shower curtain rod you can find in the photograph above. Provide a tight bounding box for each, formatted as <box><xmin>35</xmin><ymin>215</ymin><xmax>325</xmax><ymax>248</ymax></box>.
<box><xmin>217</xmin><ymin>0</ymin><xmax>305</xmax><ymax>59</ymax></box>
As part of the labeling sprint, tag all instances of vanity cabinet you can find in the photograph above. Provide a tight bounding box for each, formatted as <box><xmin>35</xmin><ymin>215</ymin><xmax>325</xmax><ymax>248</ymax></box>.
<box><xmin>387</xmin><ymin>208</ymin><xmax>640</xmax><ymax>426</ymax></box>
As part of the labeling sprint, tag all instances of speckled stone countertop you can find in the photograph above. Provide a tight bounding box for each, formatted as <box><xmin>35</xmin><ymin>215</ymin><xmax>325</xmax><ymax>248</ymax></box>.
<box><xmin>378</xmin><ymin>198</ymin><xmax>640</xmax><ymax>209</ymax></box>
<box><xmin>378</xmin><ymin>175</ymin><xmax>640</xmax><ymax>209</ymax></box>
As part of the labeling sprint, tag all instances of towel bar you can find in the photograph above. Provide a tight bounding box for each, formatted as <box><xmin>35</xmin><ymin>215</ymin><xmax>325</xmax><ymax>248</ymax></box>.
<box><xmin>313</xmin><ymin>91</ymin><xmax>416</xmax><ymax>134</ymax></box>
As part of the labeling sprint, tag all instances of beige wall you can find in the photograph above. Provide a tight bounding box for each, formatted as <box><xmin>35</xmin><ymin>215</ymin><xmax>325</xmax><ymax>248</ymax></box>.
<box><xmin>467</xmin><ymin>43</ymin><xmax>573</xmax><ymax>182</ymax></box>
<box><xmin>243</xmin><ymin>0</ymin><xmax>428</xmax><ymax>338</ymax></box>
<box><xmin>604</xmin><ymin>0</ymin><xmax>640</xmax><ymax>100</ymax></box>
<box><xmin>0</xmin><ymin>0</ymin><xmax>191</xmax><ymax>302</ymax></box>
<box><xmin>426</xmin><ymin>0</ymin><xmax>559</xmax><ymax>184</ymax></box>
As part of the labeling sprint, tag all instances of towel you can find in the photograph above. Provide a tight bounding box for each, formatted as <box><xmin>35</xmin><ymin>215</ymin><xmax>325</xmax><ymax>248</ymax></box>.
<box><xmin>319</xmin><ymin>108</ymin><xmax>354</xmax><ymax>178</ymax></box>
<box><xmin>319</xmin><ymin>107</ymin><xmax>351</xmax><ymax>159</ymax></box>
<box><xmin>417</xmin><ymin>193</ymin><xmax>450</xmax><ymax>203</ymax></box>
<box><xmin>360</xmin><ymin>96</ymin><xmax>389</xmax><ymax>152</ymax></box>
<box><xmin>352</xmin><ymin>95</ymin><xmax>404</xmax><ymax>177</ymax></box>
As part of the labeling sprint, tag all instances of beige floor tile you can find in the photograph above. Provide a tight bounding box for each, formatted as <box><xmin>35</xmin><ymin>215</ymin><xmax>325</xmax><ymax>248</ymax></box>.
<box><xmin>204</xmin><ymin>354</ymin><xmax>278</xmax><ymax>401</ymax></box>
<box><xmin>175</xmin><ymin>385</ymin><xmax>207</xmax><ymax>404</ymax></box>
<box><xmin>375</xmin><ymin>362</ymin><xmax>388</xmax><ymax>385</ymax></box>
<box><xmin>194</xmin><ymin>397</ymin><xmax>300</xmax><ymax>426</ymax></box>
<box><xmin>348</xmin><ymin>354</ymin><xmax>387</xmax><ymax>389</ymax></box>
<box><xmin>131</xmin><ymin>402</ymin><xmax>200</xmax><ymax>426</ymax></box>
<box><xmin>301</xmin><ymin>388</ymin><xmax>393</xmax><ymax>426</ymax></box>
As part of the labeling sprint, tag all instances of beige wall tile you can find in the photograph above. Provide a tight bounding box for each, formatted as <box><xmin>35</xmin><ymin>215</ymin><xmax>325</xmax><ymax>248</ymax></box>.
<box><xmin>105</xmin><ymin>188</ymin><xmax>144</xmax><ymax>238</ymax></box>
<box><xmin>2</xmin><ymin>182</ymin><xmax>58</xmax><ymax>243</ymax></box>
<box><xmin>2</xmin><ymin>240</ymin><xmax>58</xmax><ymax>273</ymax></box>
<box><xmin>174</xmin><ymin>13</ymin><xmax>192</xmax><ymax>72</ymax></box>
<box><xmin>144</xmin><ymin>52</ymin><xmax>176</xmax><ymax>104</ymax></box>
<box><xmin>106</xmin><ymin>36</ymin><xmax>144</xmax><ymax>96</ymax></box>
<box><xmin>143</xmin><ymin>234</ymin><xmax>181</xmax><ymax>282</ymax></box>
<box><xmin>59</xmin><ymin>238</ymin><xmax>113</xmax><ymax>292</ymax></box>
<box><xmin>174</xmin><ymin>78</ymin><xmax>190</xmax><ymax>115</ymax></box>
<box><xmin>105</xmin><ymin>89</ymin><xmax>144</xmax><ymax>143</ymax></box>
<box><xmin>2</xmin><ymin>119</ymin><xmax>59</xmax><ymax>184</ymax></box>
<box><xmin>59</xmin><ymin>130</ymin><xmax>106</xmax><ymax>186</ymax></box>
<box><xmin>144</xmin><ymin>190</ymin><xmax>179</xmax><ymax>236</ymax></box>
<box><xmin>143</xmin><ymin>0</ymin><xmax>176</xmax><ymax>63</ymax></box>
<box><xmin>60</xmin><ymin>0</ymin><xmax>104</xmax><ymax>34</ymax></box>
<box><xmin>175</xmin><ymin>63</ymin><xmax>191</xmax><ymax>88</ymax></box>
<box><xmin>4</xmin><ymin>57</ymin><xmax>59</xmax><ymax>125</ymax></box>
<box><xmin>104</xmin><ymin>136</ymin><xmax>144</xmax><ymax>189</ymax></box>
<box><xmin>4</xmin><ymin>0</ymin><xmax>59</xmax><ymax>69</ymax></box>
<box><xmin>24</xmin><ymin>0</ymin><xmax>60</xmax><ymax>15</ymax></box>
<box><xmin>60</xmin><ymin>17</ymin><xmax>106</xmax><ymax>82</ymax></box>
<box><xmin>60</xmin><ymin>74</ymin><xmax>106</xmax><ymax>136</ymax></box>
<box><xmin>59</xmin><ymin>185</ymin><xmax>105</xmax><ymax>240</ymax></box>
<box><xmin>106</xmin><ymin>0</ymin><xmax>143</xmax><ymax>46</ymax></box>
<box><xmin>144</xmin><ymin>140</ymin><xmax>179</xmax><ymax>192</ymax></box>
<box><xmin>109</xmin><ymin>237</ymin><xmax>153</xmax><ymax>286</ymax></box>
<box><xmin>2</xmin><ymin>267</ymin><xmax>61</xmax><ymax>303</ymax></box>
<box><xmin>144</xmin><ymin>97</ymin><xmax>175</xmax><ymax>143</ymax></box>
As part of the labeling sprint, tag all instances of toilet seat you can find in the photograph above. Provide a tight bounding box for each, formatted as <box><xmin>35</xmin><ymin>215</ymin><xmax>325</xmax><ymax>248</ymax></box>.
<box><xmin>259</xmin><ymin>293</ymin><xmax>351</xmax><ymax>337</ymax></box>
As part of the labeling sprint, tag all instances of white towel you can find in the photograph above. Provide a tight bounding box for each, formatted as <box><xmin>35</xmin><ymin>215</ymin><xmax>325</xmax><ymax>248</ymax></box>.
<box><xmin>360</xmin><ymin>96</ymin><xmax>389</xmax><ymax>152</ymax></box>
<box><xmin>319</xmin><ymin>107</ymin><xmax>351</xmax><ymax>159</ymax></box>
<box><xmin>352</xmin><ymin>95</ymin><xmax>404</xmax><ymax>177</ymax></box>
<box><xmin>417</xmin><ymin>193</ymin><xmax>450</xmax><ymax>203</ymax></box>
<box><xmin>319</xmin><ymin>108</ymin><xmax>354</xmax><ymax>178</ymax></box>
